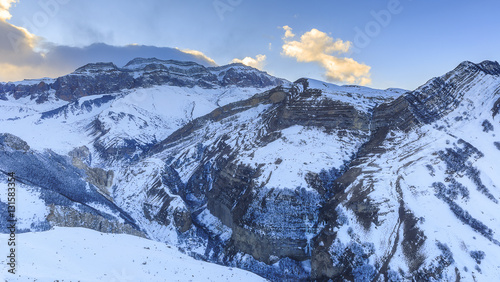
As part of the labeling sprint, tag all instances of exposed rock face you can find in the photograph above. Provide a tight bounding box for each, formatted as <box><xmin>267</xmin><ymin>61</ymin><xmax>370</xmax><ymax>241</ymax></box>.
<box><xmin>47</xmin><ymin>204</ymin><xmax>146</xmax><ymax>238</ymax></box>
<box><xmin>143</xmin><ymin>170</ymin><xmax>192</xmax><ymax>233</ymax></box>
<box><xmin>371</xmin><ymin>95</ymin><xmax>420</xmax><ymax>132</ymax></box>
<box><xmin>271</xmin><ymin>86</ymin><xmax>370</xmax><ymax>132</ymax></box>
<box><xmin>2</xmin><ymin>59</ymin><xmax>500</xmax><ymax>281</ymax></box>
<box><xmin>0</xmin><ymin>133</ymin><xmax>30</xmax><ymax>152</ymax></box>
<box><xmin>69</xmin><ymin>146</ymin><xmax>114</xmax><ymax>199</ymax></box>
<box><xmin>405</xmin><ymin>61</ymin><xmax>500</xmax><ymax>124</ymax></box>
<box><xmin>0</xmin><ymin>57</ymin><xmax>285</xmax><ymax>102</ymax></box>
<box><xmin>46</xmin><ymin>62</ymin><xmax>132</xmax><ymax>101</ymax></box>
<box><xmin>138</xmin><ymin>61</ymin><xmax>500</xmax><ymax>280</ymax></box>
<box><xmin>0</xmin><ymin>134</ymin><xmax>143</xmax><ymax>237</ymax></box>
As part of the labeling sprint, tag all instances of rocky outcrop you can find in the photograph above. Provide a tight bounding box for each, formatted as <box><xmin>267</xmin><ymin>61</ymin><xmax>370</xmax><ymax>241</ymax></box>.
<box><xmin>269</xmin><ymin>84</ymin><xmax>371</xmax><ymax>133</ymax></box>
<box><xmin>141</xmin><ymin>60</ymin><xmax>500</xmax><ymax>281</ymax></box>
<box><xmin>0</xmin><ymin>134</ymin><xmax>143</xmax><ymax>237</ymax></box>
<box><xmin>371</xmin><ymin>96</ymin><xmax>420</xmax><ymax>132</ymax></box>
<box><xmin>47</xmin><ymin>204</ymin><xmax>146</xmax><ymax>237</ymax></box>
<box><xmin>3</xmin><ymin>59</ymin><xmax>500</xmax><ymax>281</ymax></box>
<box><xmin>0</xmin><ymin>133</ymin><xmax>30</xmax><ymax>152</ymax></box>
<box><xmin>69</xmin><ymin>146</ymin><xmax>114</xmax><ymax>200</ymax></box>
<box><xmin>0</xmin><ymin>58</ymin><xmax>286</xmax><ymax>102</ymax></box>
<box><xmin>144</xmin><ymin>170</ymin><xmax>192</xmax><ymax>233</ymax></box>
<box><xmin>405</xmin><ymin>61</ymin><xmax>500</xmax><ymax>124</ymax></box>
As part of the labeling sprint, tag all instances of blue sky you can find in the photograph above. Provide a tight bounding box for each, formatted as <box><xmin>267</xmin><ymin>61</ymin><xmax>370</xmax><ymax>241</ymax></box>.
<box><xmin>1</xmin><ymin>0</ymin><xmax>500</xmax><ymax>90</ymax></box>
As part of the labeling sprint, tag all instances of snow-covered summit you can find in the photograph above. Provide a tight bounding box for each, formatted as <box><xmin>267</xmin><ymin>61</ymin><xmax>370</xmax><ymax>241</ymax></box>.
<box><xmin>0</xmin><ymin>57</ymin><xmax>286</xmax><ymax>102</ymax></box>
<box><xmin>299</xmin><ymin>77</ymin><xmax>407</xmax><ymax>112</ymax></box>
<box><xmin>75</xmin><ymin>62</ymin><xmax>121</xmax><ymax>74</ymax></box>
<box><xmin>406</xmin><ymin>60</ymin><xmax>500</xmax><ymax>124</ymax></box>
<box><xmin>122</xmin><ymin>57</ymin><xmax>207</xmax><ymax>73</ymax></box>
<box><xmin>2</xmin><ymin>60</ymin><xmax>500</xmax><ymax>281</ymax></box>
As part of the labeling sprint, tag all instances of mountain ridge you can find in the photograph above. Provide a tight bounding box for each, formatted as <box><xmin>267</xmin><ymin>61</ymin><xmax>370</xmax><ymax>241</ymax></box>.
<box><xmin>1</xmin><ymin>59</ymin><xmax>500</xmax><ymax>281</ymax></box>
<box><xmin>0</xmin><ymin>57</ymin><xmax>286</xmax><ymax>102</ymax></box>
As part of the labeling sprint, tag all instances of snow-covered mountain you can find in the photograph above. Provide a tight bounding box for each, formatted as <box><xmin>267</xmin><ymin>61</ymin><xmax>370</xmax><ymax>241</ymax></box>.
<box><xmin>1</xmin><ymin>58</ymin><xmax>500</xmax><ymax>281</ymax></box>
<box><xmin>0</xmin><ymin>227</ymin><xmax>266</xmax><ymax>281</ymax></box>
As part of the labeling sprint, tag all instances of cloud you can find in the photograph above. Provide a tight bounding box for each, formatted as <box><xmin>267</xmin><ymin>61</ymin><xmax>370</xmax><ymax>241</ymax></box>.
<box><xmin>0</xmin><ymin>1</ymin><xmax>218</xmax><ymax>82</ymax></box>
<box><xmin>0</xmin><ymin>43</ymin><xmax>220</xmax><ymax>82</ymax></box>
<box><xmin>282</xmin><ymin>25</ymin><xmax>295</xmax><ymax>39</ymax></box>
<box><xmin>0</xmin><ymin>0</ymin><xmax>38</xmax><ymax>63</ymax></box>
<box><xmin>0</xmin><ymin>11</ymin><xmax>217</xmax><ymax>82</ymax></box>
<box><xmin>281</xmin><ymin>26</ymin><xmax>371</xmax><ymax>85</ymax></box>
<box><xmin>0</xmin><ymin>0</ymin><xmax>16</xmax><ymax>21</ymax></box>
<box><xmin>231</xmin><ymin>54</ymin><xmax>266</xmax><ymax>70</ymax></box>
<box><xmin>0</xmin><ymin>62</ymin><xmax>61</xmax><ymax>82</ymax></box>
<box><xmin>0</xmin><ymin>0</ymin><xmax>47</xmax><ymax>80</ymax></box>
<box><xmin>0</xmin><ymin>42</ymin><xmax>219</xmax><ymax>82</ymax></box>
<box><xmin>176</xmin><ymin>48</ymin><xmax>217</xmax><ymax>66</ymax></box>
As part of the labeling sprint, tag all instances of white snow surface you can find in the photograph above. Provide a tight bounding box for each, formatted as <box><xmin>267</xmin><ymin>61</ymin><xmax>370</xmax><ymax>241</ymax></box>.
<box><xmin>2</xmin><ymin>62</ymin><xmax>500</xmax><ymax>280</ymax></box>
<box><xmin>0</xmin><ymin>84</ymin><xmax>275</xmax><ymax>155</ymax></box>
<box><xmin>0</xmin><ymin>227</ymin><xmax>267</xmax><ymax>282</ymax></box>
<box><xmin>305</xmin><ymin>78</ymin><xmax>406</xmax><ymax>112</ymax></box>
<box><xmin>327</xmin><ymin>70</ymin><xmax>500</xmax><ymax>280</ymax></box>
<box><xmin>238</xmin><ymin>125</ymin><xmax>366</xmax><ymax>189</ymax></box>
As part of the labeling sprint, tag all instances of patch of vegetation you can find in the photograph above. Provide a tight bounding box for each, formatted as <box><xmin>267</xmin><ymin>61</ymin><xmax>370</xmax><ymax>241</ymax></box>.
<box><xmin>494</xmin><ymin>142</ymin><xmax>500</xmax><ymax>151</ymax></box>
<box><xmin>482</xmin><ymin>120</ymin><xmax>494</xmax><ymax>133</ymax></box>
<box><xmin>438</xmin><ymin>140</ymin><xmax>497</xmax><ymax>203</ymax></box>
<box><xmin>414</xmin><ymin>242</ymin><xmax>454</xmax><ymax>281</ymax></box>
<box><xmin>470</xmin><ymin>250</ymin><xmax>485</xmax><ymax>264</ymax></box>
<box><xmin>426</xmin><ymin>164</ymin><xmax>435</xmax><ymax>177</ymax></box>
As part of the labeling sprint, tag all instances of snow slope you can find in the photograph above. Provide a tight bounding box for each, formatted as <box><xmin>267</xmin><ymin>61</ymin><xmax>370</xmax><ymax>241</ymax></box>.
<box><xmin>2</xmin><ymin>59</ymin><xmax>500</xmax><ymax>281</ymax></box>
<box><xmin>0</xmin><ymin>227</ymin><xmax>267</xmax><ymax>282</ymax></box>
<box><xmin>310</xmin><ymin>61</ymin><xmax>500</xmax><ymax>281</ymax></box>
<box><xmin>0</xmin><ymin>84</ymin><xmax>279</xmax><ymax>155</ymax></box>
<box><xmin>305</xmin><ymin>78</ymin><xmax>406</xmax><ymax>112</ymax></box>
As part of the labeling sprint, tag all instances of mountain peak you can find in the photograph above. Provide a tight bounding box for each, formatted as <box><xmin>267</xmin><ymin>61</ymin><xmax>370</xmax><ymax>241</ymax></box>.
<box><xmin>1</xmin><ymin>57</ymin><xmax>286</xmax><ymax>102</ymax></box>
<box><xmin>208</xmin><ymin>63</ymin><xmax>269</xmax><ymax>74</ymax></box>
<box><xmin>454</xmin><ymin>60</ymin><xmax>500</xmax><ymax>76</ymax></box>
<box><xmin>406</xmin><ymin>59</ymin><xmax>500</xmax><ymax>124</ymax></box>
<box><xmin>476</xmin><ymin>60</ymin><xmax>500</xmax><ymax>75</ymax></box>
<box><xmin>74</xmin><ymin>62</ymin><xmax>119</xmax><ymax>74</ymax></box>
<box><xmin>3</xmin><ymin>57</ymin><xmax>500</xmax><ymax>281</ymax></box>
<box><xmin>122</xmin><ymin>57</ymin><xmax>204</xmax><ymax>71</ymax></box>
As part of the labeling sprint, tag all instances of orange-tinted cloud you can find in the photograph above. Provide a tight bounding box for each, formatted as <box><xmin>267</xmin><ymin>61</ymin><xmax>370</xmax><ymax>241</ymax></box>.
<box><xmin>282</xmin><ymin>25</ymin><xmax>295</xmax><ymax>39</ymax></box>
<box><xmin>0</xmin><ymin>0</ymin><xmax>16</xmax><ymax>21</ymax></box>
<box><xmin>176</xmin><ymin>48</ymin><xmax>217</xmax><ymax>66</ymax></box>
<box><xmin>231</xmin><ymin>54</ymin><xmax>266</xmax><ymax>70</ymax></box>
<box><xmin>0</xmin><ymin>1</ymin><xmax>218</xmax><ymax>82</ymax></box>
<box><xmin>0</xmin><ymin>0</ymin><xmax>49</xmax><ymax>81</ymax></box>
<box><xmin>282</xmin><ymin>26</ymin><xmax>371</xmax><ymax>85</ymax></box>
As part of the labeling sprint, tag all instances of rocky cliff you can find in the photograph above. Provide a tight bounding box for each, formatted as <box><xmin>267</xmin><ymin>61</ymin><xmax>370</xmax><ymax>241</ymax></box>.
<box><xmin>0</xmin><ymin>57</ymin><xmax>285</xmax><ymax>102</ymax></box>
<box><xmin>1</xmin><ymin>59</ymin><xmax>500</xmax><ymax>281</ymax></box>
